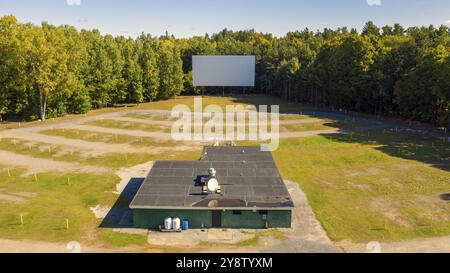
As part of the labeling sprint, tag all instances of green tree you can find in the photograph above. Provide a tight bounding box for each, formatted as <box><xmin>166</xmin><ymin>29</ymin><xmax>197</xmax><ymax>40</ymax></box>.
<box><xmin>362</xmin><ymin>21</ymin><xmax>381</xmax><ymax>37</ymax></box>
<box><xmin>139</xmin><ymin>35</ymin><xmax>160</xmax><ymax>101</ymax></box>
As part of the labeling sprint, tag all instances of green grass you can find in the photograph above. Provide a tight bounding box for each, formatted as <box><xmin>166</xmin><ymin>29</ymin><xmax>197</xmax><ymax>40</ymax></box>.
<box><xmin>99</xmin><ymin>230</ymin><xmax>148</xmax><ymax>247</ymax></box>
<box><xmin>280</xmin><ymin>120</ymin><xmax>369</xmax><ymax>133</ymax></box>
<box><xmin>0</xmin><ymin>168</ymin><xmax>119</xmax><ymax>243</ymax></box>
<box><xmin>134</xmin><ymin>96</ymin><xmax>299</xmax><ymax>112</ymax></box>
<box><xmin>0</xmin><ymin>167</ymin><xmax>148</xmax><ymax>247</ymax></box>
<box><xmin>272</xmin><ymin>131</ymin><xmax>450</xmax><ymax>243</ymax></box>
<box><xmin>0</xmin><ymin>141</ymin><xmax>202</xmax><ymax>246</ymax></box>
<box><xmin>124</xmin><ymin>113</ymin><xmax>177</xmax><ymax>121</ymax></box>
<box><xmin>85</xmin><ymin>119</ymin><xmax>171</xmax><ymax>133</ymax></box>
<box><xmin>279</xmin><ymin>114</ymin><xmax>313</xmax><ymax>121</ymax></box>
<box><xmin>1</xmin><ymin>95</ymin><xmax>450</xmax><ymax>247</ymax></box>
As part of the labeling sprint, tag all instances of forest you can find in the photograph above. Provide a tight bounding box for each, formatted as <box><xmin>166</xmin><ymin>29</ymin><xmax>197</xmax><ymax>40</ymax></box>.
<box><xmin>0</xmin><ymin>15</ymin><xmax>449</xmax><ymax>127</ymax></box>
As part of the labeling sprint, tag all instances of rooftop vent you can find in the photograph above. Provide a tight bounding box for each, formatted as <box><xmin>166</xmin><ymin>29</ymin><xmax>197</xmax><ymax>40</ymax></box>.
<box><xmin>208</xmin><ymin>168</ymin><xmax>217</xmax><ymax>177</ymax></box>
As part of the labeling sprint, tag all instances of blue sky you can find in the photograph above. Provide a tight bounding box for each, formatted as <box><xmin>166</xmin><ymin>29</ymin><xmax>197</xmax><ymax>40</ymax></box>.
<box><xmin>1</xmin><ymin>0</ymin><xmax>449</xmax><ymax>37</ymax></box>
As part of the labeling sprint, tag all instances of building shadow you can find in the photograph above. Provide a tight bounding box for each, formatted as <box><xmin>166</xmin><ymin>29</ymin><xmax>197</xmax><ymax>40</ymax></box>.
<box><xmin>100</xmin><ymin>177</ymin><xmax>144</xmax><ymax>228</ymax></box>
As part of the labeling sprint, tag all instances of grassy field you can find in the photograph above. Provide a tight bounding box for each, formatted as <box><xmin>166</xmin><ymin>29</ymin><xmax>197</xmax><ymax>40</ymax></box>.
<box><xmin>0</xmin><ymin>95</ymin><xmax>449</xmax><ymax>248</ymax></box>
<box><xmin>99</xmin><ymin>230</ymin><xmax>148</xmax><ymax>247</ymax></box>
<box><xmin>280</xmin><ymin>120</ymin><xmax>370</xmax><ymax>133</ymax></box>
<box><xmin>0</xmin><ymin>147</ymin><xmax>201</xmax><ymax>247</ymax></box>
<box><xmin>40</xmin><ymin>129</ymin><xmax>188</xmax><ymax>148</ymax></box>
<box><xmin>81</xmin><ymin>115</ymin><xmax>368</xmax><ymax>136</ymax></box>
<box><xmin>0</xmin><ymin>138</ymin><xmax>201</xmax><ymax>169</ymax></box>
<box><xmin>124</xmin><ymin>113</ymin><xmax>177</xmax><ymax>121</ymax></box>
<box><xmin>0</xmin><ymin>168</ymin><xmax>117</xmax><ymax>243</ymax></box>
<box><xmin>272</xmin><ymin>131</ymin><xmax>450</xmax><ymax>242</ymax></box>
<box><xmin>85</xmin><ymin>119</ymin><xmax>171</xmax><ymax>133</ymax></box>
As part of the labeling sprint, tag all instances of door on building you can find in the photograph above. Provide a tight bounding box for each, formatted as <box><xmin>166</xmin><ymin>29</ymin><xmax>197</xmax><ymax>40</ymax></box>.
<box><xmin>212</xmin><ymin>211</ymin><xmax>222</xmax><ymax>228</ymax></box>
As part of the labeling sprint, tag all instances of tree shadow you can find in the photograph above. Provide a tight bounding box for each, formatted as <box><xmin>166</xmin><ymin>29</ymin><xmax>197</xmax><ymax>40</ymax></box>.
<box><xmin>228</xmin><ymin>95</ymin><xmax>377</xmax><ymax>123</ymax></box>
<box><xmin>99</xmin><ymin>177</ymin><xmax>144</xmax><ymax>228</ymax></box>
<box><xmin>320</xmin><ymin>126</ymin><xmax>450</xmax><ymax>172</ymax></box>
<box><xmin>220</xmin><ymin>95</ymin><xmax>449</xmax><ymax>172</ymax></box>
<box><xmin>440</xmin><ymin>194</ymin><xmax>450</xmax><ymax>201</ymax></box>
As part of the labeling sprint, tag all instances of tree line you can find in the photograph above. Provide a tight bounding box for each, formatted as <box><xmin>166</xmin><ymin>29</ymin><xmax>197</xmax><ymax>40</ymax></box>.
<box><xmin>0</xmin><ymin>15</ymin><xmax>449</xmax><ymax>127</ymax></box>
<box><xmin>0</xmin><ymin>16</ymin><xmax>183</xmax><ymax>121</ymax></box>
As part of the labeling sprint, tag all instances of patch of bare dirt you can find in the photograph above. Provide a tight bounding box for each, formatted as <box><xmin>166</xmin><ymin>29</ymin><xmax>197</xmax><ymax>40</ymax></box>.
<box><xmin>371</xmin><ymin>197</ymin><xmax>414</xmax><ymax>228</ymax></box>
<box><xmin>411</xmin><ymin>195</ymin><xmax>450</xmax><ymax>222</ymax></box>
<box><xmin>114</xmin><ymin>161</ymin><xmax>154</xmax><ymax>194</ymax></box>
<box><xmin>343</xmin><ymin>169</ymin><xmax>361</xmax><ymax>177</ymax></box>
<box><xmin>89</xmin><ymin>205</ymin><xmax>110</xmax><ymax>219</ymax></box>
<box><xmin>0</xmin><ymin>189</ymin><xmax>36</xmax><ymax>204</ymax></box>
<box><xmin>366</xmin><ymin>168</ymin><xmax>382</xmax><ymax>175</ymax></box>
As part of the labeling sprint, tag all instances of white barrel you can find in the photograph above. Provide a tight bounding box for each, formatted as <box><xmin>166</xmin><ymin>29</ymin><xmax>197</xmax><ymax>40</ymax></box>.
<box><xmin>173</xmin><ymin>217</ymin><xmax>181</xmax><ymax>230</ymax></box>
<box><xmin>164</xmin><ymin>217</ymin><xmax>173</xmax><ymax>230</ymax></box>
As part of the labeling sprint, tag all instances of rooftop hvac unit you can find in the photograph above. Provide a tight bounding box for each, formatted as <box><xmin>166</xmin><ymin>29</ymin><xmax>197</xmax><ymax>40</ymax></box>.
<box><xmin>208</xmin><ymin>168</ymin><xmax>217</xmax><ymax>177</ymax></box>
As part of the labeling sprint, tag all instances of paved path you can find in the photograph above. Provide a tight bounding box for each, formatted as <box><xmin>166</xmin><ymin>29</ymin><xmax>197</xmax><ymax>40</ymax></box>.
<box><xmin>262</xmin><ymin>181</ymin><xmax>340</xmax><ymax>253</ymax></box>
<box><xmin>0</xmin><ymin>131</ymin><xmax>147</xmax><ymax>156</ymax></box>
<box><xmin>0</xmin><ymin>239</ymin><xmax>129</xmax><ymax>253</ymax></box>
<box><xmin>0</xmin><ymin>109</ymin><xmax>391</xmax><ymax>157</ymax></box>
<box><xmin>113</xmin><ymin>116</ymin><xmax>325</xmax><ymax>126</ymax></box>
<box><xmin>336</xmin><ymin>236</ymin><xmax>450</xmax><ymax>253</ymax></box>
<box><xmin>0</xmin><ymin>150</ymin><xmax>111</xmax><ymax>174</ymax></box>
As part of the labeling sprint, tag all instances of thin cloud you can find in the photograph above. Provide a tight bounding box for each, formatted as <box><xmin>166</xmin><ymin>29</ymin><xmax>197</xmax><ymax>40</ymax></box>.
<box><xmin>66</xmin><ymin>0</ymin><xmax>81</xmax><ymax>6</ymax></box>
<box><xmin>367</xmin><ymin>0</ymin><xmax>381</xmax><ymax>6</ymax></box>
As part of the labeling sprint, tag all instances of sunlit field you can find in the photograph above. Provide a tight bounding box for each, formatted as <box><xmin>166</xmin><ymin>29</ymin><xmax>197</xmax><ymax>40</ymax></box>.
<box><xmin>0</xmin><ymin>96</ymin><xmax>448</xmax><ymax>249</ymax></box>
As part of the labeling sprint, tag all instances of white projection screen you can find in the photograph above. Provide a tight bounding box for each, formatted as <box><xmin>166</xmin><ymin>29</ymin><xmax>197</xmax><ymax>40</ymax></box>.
<box><xmin>193</xmin><ymin>55</ymin><xmax>256</xmax><ymax>87</ymax></box>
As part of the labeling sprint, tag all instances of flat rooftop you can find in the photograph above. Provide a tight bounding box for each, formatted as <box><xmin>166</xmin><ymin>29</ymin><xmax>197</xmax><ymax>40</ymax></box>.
<box><xmin>130</xmin><ymin>146</ymin><xmax>294</xmax><ymax>210</ymax></box>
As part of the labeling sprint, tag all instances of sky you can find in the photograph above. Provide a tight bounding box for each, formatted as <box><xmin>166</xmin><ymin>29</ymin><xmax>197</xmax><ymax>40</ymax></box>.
<box><xmin>1</xmin><ymin>0</ymin><xmax>449</xmax><ymax>38</ymax></box>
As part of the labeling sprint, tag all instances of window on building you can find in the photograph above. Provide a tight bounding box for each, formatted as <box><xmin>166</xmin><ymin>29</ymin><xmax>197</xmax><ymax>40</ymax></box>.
<box><xmin>232</xmin><ymin>210</ymin><xmax>242</xmax><ymax>215</ymax></box>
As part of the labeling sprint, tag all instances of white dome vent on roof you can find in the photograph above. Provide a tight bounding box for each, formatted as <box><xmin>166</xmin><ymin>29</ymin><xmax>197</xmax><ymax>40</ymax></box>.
<box><xmin>207</xmin><ymin>178</ymin><xmax>219</xmax><ymax>192</ymax></box>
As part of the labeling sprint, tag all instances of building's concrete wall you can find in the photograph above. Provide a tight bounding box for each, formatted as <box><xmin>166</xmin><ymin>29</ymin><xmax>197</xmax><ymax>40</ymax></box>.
<box><xmin>133</xmin><ymin>209</ymin><xmax>292</xmax><ymax>229</ymax></box>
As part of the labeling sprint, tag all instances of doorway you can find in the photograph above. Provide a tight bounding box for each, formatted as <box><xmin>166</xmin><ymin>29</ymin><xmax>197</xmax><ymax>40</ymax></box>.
<box><xmin>212</xmin><ymin>211</ymin><xmax>222</xmax><ymax>228</ymax></box>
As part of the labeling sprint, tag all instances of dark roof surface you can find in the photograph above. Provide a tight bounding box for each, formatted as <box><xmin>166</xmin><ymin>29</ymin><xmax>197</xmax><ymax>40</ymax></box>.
<box><xmin>130</xmin><ymin>146</ymin><xmax>293</xmax><ymax>209</ymax></box>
